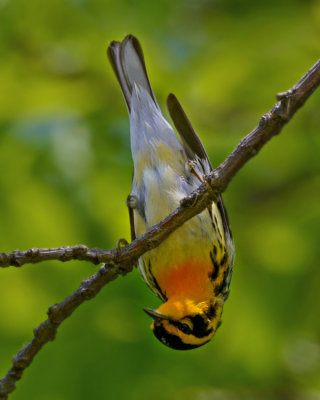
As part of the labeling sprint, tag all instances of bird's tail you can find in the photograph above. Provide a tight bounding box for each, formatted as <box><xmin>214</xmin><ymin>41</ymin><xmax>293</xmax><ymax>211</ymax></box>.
<box><xmin>107</xmin><ymin>35</ymin><xmax>159</xmax><ymax>113</ymax></box>
<box><xmin>107</xmin><ymin>35</ymin><xmax>183</xmax><ymax>158</ymax></box>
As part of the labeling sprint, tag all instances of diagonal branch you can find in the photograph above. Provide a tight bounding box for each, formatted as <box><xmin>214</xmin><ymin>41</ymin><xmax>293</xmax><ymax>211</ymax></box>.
<box><xmin>0</xmin><ymin>59</ymin><xmax>319</xmax><ymax>400</ymax></box>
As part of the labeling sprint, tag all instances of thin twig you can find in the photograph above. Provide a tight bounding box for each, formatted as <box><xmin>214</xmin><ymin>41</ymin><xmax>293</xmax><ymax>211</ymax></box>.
<box><xmin>0</xmin><ymin>59</ymin><xmax>319</xmax><ymax>400</ymax></box>
<box><xmin>0</xmin><ymin>245</ymin><xmax>113</xmax><ymax>268</ymax></box>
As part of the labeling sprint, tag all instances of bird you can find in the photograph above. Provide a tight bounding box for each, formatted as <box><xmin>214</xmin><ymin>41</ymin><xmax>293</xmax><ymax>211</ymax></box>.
<box><xmin>107</xmin><ymin>35</ymin><xmax>234</xmax><ymax>350</ymax></box>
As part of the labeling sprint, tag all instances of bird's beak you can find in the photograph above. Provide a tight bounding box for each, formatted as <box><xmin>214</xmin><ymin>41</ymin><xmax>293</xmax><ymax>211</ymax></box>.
<box><xmin>143</xmin><ymin>308</ymin><xmax>169</xmax><ymax>322</ymax></box>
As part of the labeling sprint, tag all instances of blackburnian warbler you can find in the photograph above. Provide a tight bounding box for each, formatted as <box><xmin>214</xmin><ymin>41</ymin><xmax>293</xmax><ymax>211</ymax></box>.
<box><xmin>107</xmin><ymin>35</ymin><xmax>234</xmax><ymax>350</ymax></box>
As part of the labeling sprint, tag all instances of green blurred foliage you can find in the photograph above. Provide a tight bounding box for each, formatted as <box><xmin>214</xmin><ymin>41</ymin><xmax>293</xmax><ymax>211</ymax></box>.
<box><xmin>0</xmin><ymin>0</ymin><xmax>319</xmax><ymax>399</ymax></box>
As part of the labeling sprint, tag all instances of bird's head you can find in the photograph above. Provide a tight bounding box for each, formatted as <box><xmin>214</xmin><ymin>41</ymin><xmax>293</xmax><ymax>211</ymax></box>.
<box><xmin>144</xmin><ymin>298</ymin><xmax>222</xmax><ymax>350</ymax></box>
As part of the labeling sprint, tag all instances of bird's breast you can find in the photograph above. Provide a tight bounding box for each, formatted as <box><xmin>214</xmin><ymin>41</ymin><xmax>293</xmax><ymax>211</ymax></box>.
<box><xmin>155</xmin><ymin>259</ymin><xmax>214</xmax><ymax>301</ymax></box>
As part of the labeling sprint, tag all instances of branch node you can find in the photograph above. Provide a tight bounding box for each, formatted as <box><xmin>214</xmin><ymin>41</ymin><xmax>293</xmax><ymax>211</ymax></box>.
<box><xmin>26</xmin><ymin>248</ymin><xmax>40</xmax><ymax>257</ymax></box>
<box><xmin>119</xmin><ymin>264</ymin><xmax>134</xmax><ymax>275</ymax></box>
<box><xmin>146</xmin><ymin>239</ymin><xmax>159</xmax><ymax>251</ymax></box>
<box><xmin>80</xmin><ymin>287</ymin><xmax>95</xmax><ymax>300</ymax></box>
<box><xmin>98</xmin><ymin>264</ymin><xmax>108</xmax><ymax>275</ymax></box>
<box><xmin>274</xmin><ymin>88</ymin><xmax>298</xmax><ymax>122</ymax></box>
<box><xmin>180</xmin><ymin>192</ymin><xmax>197</xmax><ymax>208</ymax></box>
<box><xmin>273</xmin><ymin>101</ymin><xmax>290</xmax><ymax>122</ymax></box>
<box><xmin>90</xmin><ymin>248</ymin><xmax>105</xmax><ymax>264</ymax></box>
<box><xmin>206</xmin><ymin>170</ymin><xmax>221</xmax><ymax>191</ymax></box>
<box><xmin>47</xmin><ymin>304</ymin><xmax>61</xmax><ymax>324</ymax></box>
<box><xmin>75</xmin><ymin>244</ymin><xmax>89</xmax><ymax>255</ymax></box>
<box><xmin>258</xmin><ymin>113</ymin><xmax>270</xmax><ymax>127</ymax></box>
<box><xmin>9</xmin><ymin>251</ymin><xmax>24</xmax><ymax>267</ymax></box>
<box><xmin>33</xmin><ymin>323</ymin><xmax>56</xmax><ymax>342</ymax></box>
<box><xmin>59</xmin><ymin>247</ymin><xmax>71</xmax><ymax>262</ymax></box>
<box><xmin>276</xmin><ymin>88</ymin><xmax>296</xmax><ymax>101</ymax></box>
<box><xmin>12</xmin><ymin>355</ymin><xmax>29</xmax><ymax>370</ymax></box>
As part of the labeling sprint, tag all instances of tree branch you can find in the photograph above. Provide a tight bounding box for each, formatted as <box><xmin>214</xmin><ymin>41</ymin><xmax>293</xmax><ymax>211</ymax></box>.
<box><xmin>0</xmin><ymin>59</ymin><xmax>319</xmax><ymax>400</ymax></box>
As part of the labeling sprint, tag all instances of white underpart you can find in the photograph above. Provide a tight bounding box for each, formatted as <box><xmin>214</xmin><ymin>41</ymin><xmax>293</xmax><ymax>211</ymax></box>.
<box><xmin>129</xmin><ymin>84</ymin><xmax>182</xmax><ymax>159</ymax></box>
<box><xmin>128</xmin><ymin>84</ymin><xmax>226</xmax><ymax>290</ymax></box>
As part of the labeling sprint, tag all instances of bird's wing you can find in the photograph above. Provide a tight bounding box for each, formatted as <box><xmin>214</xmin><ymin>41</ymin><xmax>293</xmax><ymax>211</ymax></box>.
<box><xmin>167</xmin><ymin>93</ymin><xmax>233</xmax><ymax>242</ymax></box>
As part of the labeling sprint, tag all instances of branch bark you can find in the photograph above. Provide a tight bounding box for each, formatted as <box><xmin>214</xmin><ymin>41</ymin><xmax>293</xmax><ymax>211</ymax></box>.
<box><xmin>0</xmin><ymin>59</ymin><xmax>319</xmax><ymax>400</ymax></box>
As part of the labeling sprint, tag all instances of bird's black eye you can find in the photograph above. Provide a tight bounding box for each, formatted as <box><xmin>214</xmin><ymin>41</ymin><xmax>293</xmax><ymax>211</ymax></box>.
<box><xmin>180</xmin><ymin>323</ymin><xmax>192</xmax><ymax>334</ymax></box>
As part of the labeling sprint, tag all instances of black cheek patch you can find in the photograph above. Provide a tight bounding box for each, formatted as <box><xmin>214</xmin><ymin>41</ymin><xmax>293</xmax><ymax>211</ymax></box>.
<box><xmin>207</xmin><ymin>304</ymin><xmax>217</xmax><ymax>319</ymax></box>
<box><xmin>153</xmin><ymin>324</ymin><xmax>203</xmax><ymax>350</ymax></box>
<box><xmin>189</xmin><ymin>314</ymin><xmax>214</xmax><ymax>338</ymax></box>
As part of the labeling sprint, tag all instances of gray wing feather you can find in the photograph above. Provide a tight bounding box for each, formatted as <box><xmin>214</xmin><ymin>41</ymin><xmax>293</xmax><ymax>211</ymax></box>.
<box><xmin>167</xmin><ymin>93</ymin><xmax>212</xmax><ymax>166</ymax></box>
<box><xmin>167</xmin><ymin>92</ymin><xmax>233</xmax><ymax>242</ymax></box>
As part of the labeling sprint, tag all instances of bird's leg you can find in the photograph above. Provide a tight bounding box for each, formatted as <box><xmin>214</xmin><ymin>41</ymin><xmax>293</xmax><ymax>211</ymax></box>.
<box><xmin>117</xmin><ymin>238</ymin><xmax>129</xmax><ymax>248</ymax></box>
<box><xmin>188</xmin><ymin>161</ymin><xmax>204</xmax><ymax>183</ymax></box>
<box><xmin>188</xmin><ymin>161</ymin><xmax>216</xmax><ymax>208</ymax></box>
<box><xmin>116</xmin><ymin>193</ymin><xmax>138</xmax><ymax>257</ymax></box>
<box><xmin>126</xmin><ymin>193</ymin><xmax>138</xmax><ymax>242</ymax></box>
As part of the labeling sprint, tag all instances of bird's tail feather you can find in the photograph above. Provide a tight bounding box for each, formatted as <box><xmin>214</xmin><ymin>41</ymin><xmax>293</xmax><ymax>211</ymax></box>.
<box><xmin>107</xmin><ymin>35</ymin><xmax>159</xmax><ymax>113</ymax></box>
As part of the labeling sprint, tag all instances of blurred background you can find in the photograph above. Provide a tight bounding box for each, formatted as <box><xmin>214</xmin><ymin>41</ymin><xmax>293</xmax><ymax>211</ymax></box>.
<box><xmin>0</xmin><ymin>0</ymin><xmax>319</xmax><ymax>399</ymax></box>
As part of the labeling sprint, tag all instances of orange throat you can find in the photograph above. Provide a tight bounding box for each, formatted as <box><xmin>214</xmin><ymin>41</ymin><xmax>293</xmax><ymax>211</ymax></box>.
<box><xmin>155</xmin><ymin>259</ymin><xmax>213</xmax><ymax>302</ymax></box>
<box><xmin>153</xmin><ymin>259</ymin><xmax>224</xmax><ymax>330</ymax></box>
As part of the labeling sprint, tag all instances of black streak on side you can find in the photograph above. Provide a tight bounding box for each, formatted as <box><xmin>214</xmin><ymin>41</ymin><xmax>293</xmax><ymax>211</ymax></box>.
<box><xmin>213</xmin><ymin>244</ymin><xmax>217</xmax><ymax>256</ymax></box>
<box><xmin>217</xmin><ymin>195</ymin><xmax>233</xmax><ymax>240</ymax></box>
<box><xmin>147</xmin><ymin>260</ymin><xmax>167</xmax><ymax>301</ymax></box>
<box><xmin>208</xmin><ymin>208</ymin><xmax>217</xmax><ymax>232</ymax></box>
<box><xmin>220</xmin><ymin>251</ymin><xmax>227</xmax><ymax>266</ymax></box>
<box><xmin>209</xmin><ymin>249</ymin><xmax>220</xmax><ymax>280</ymax></box>
<box><xmin>214</xmin><ymin>268</ymin><xmax>230</xmax><ymax>297</ymax></box>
